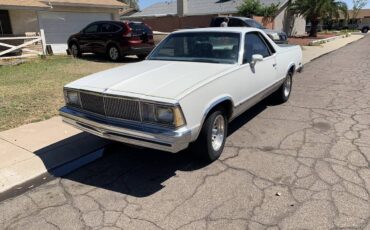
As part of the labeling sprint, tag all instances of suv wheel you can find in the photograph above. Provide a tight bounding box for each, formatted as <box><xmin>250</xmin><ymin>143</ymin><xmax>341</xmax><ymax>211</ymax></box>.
<box><xmin>193</xmin><ymin>110</ymin><xmax>228</xmax><ymax>162</ymax></box>
<box><xmin>70</xmin><ymin>43</ymin><xmax>81</xmax><ymax>58</ymax></box>
<box><xmin>362</xmin><ymin>27</ymin><xmax>369</xmax><ymax>33</ymax></box>
<box><xmin>107</xmin><ymin>45</ymin><xmax>120</xmax><ymax>62</ymax></box>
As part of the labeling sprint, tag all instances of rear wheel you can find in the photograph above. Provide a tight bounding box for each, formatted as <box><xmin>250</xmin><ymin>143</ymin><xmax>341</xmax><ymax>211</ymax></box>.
<box><xmin>70</xmin><ymin>43</ymin><xmax>81</xmax><ymax>58</ymax></box>
<box><xmin>137</xmin><ymin>54</ymin><xmax>147</xmax><ymax>60</ymax></box>
<box><xmin>192</xmin><ymin>110</ymin><xmax>228</xmax><ymax>162</ymax></box>
<box><xmin>362</xmin><ymin>27</ymin><xmax>369</xmax><ymax>33</ymax></box>
<box><xmin>107</xmin><ymin>45</ymin><xmax>121</xmax><ymax>62</ymax></box>
<box><xmin>274</xmin><ymin>71</ymin><xmax>293</xmax><ymax>103</ymax></box>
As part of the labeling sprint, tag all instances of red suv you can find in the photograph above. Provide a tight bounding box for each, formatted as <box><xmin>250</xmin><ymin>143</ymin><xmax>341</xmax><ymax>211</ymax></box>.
<box><xmin>67</xmin><ymin>21</ymin><xmax>155</xmax><ymax>61</ymax></box>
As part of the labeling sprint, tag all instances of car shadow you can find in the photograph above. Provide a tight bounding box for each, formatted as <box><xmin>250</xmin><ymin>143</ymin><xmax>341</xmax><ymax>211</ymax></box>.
<box><xmin>53</xmin><ymin>97</ymin><xmax>275</xmax><ymax>198</ymax></box>
<box><xmin>1</xmin><ymin>97</ymin><xmax>275</xmax><ymax>201</ymax></box>
<box><xmin>78</xmin><ymin>53</ymin><xmax>142</xmax><ymax>64</ymax></box>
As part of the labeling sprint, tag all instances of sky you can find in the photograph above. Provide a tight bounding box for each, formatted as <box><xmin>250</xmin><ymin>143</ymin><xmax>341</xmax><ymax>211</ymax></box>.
<box><xmin>138</xmin><ymin>0</ymin><xmax>370</xmax><ymax>10</ymax></box>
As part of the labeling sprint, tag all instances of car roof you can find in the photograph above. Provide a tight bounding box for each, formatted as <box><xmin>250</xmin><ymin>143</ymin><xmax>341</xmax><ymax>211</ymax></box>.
<box><xmin>215</xmin><ymin>16</ymin><xmax>254</xmax><ymax>21</ymax></box>
<box><xmin>173</xmin><ymin>27</ymin><xmax>262</xmax><ymax>34</ymax></box>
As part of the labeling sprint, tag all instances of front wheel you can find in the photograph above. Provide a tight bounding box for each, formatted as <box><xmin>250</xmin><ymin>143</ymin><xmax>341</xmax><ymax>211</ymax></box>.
<box><xmin>192</xmin><ymin>110</ymin><xmax>228</xmax><ymax>162</ymax></box>
<box><xmin>362</xmin><ymin>27</ymin><xmax>369</xmax><ymax>33</ymax></box>
<box><xmin>70</xmin><ymin>43</ymin><xmax>81</xmax><ymax>58</ymax></box>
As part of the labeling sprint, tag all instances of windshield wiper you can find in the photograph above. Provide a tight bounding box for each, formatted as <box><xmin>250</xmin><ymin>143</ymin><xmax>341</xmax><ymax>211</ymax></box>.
<box><xmin>190</xmin><ymin>59</ymin><xmax>221</xmax><ymax>63</ymax></box>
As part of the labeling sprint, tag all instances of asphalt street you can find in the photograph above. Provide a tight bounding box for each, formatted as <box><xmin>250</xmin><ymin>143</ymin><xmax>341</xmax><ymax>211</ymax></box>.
<box><xmin>1</xmin><ymin>35</ymin><xmax>369</xmax><ymax>230</ymax></box>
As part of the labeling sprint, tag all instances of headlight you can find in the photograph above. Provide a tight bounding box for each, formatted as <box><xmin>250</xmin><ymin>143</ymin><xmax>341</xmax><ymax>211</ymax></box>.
<box><xmin>64</xmin><ymin>90</ymin><xmax>80</xmax><ymax>107</ymax></box>
<box><xmin>141</xmin><ymin>103</ymin><xmax>185</xmax><ymax>128</ymax></box>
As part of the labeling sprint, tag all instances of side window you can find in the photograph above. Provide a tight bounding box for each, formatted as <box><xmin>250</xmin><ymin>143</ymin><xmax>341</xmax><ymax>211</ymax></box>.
<box><xmin>229</xmin><ymin>19</ymin><xmax>244</xmax><ymax>27</ymax></box>
<box><xmin>101</xmin><ymin>23</ymin><xmax>120</xmax><ymax>33</ymax></box>
<box><xmin>243</xmin><ymin>32</ymin><xmax>271</xmax><ymax>64</ymax></box>
<box><xmin>84</xmin><ymin>24</ymin><xmax>99</xmax><ymax>34</ymax></box>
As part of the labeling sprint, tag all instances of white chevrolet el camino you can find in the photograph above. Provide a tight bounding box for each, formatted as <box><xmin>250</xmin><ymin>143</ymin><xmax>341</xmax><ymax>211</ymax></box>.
<box><xmin>60</xmin><ymin>27</ymin><xmax>303</xmax><ymax>162</ymax></box>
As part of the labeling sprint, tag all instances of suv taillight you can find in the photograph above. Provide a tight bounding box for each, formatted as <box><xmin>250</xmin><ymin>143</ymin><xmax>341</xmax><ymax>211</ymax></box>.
<box><xmin>123</xmin><ymin>23</ymin><xmax>132</xmax><ymax>37</ymax></box>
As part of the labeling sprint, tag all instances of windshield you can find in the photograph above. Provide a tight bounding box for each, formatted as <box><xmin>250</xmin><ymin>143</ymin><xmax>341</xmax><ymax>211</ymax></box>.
<box><xmin>245</xmin><ymin>19</ymin><xmax>265</xmax><ymax>29</ymax></box>
<box><xmin>148</xmin><ymin>32</ymin><xmax>240</xmax><ymax>64</ymax></box>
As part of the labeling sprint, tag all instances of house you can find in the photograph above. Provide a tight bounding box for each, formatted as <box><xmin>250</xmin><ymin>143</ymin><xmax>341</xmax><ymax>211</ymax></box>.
<box><xmin>0</xmin><ymin>0</ymin><xmax>125</xmax><ymax>53</ymax></box>
<box><xmin>123</xmin><ymin>0</ymin><xmax>306</xmax><ymax>35</ymax></box>
<box><xmin>341</xmin><ymin>9</ymin><xmax>370</xmax><ymax>24</ymax></box>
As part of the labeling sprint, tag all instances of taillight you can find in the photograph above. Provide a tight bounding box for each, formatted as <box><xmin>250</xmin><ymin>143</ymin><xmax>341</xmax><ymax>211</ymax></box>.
<box><xmin>123</xmin><ymin>23</ymin><xmax>132</xmax><ymax>37</ymax></box>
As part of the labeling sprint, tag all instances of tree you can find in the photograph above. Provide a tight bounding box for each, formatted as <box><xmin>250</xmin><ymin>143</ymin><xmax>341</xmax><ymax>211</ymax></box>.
<box><xmin>289</xmin><ymin>0</ymin><xmax>348</xmax><ymax>37</ymax></box>
<box><xmin>238</xmin><ymin>0</ymin><xmax>280</xmax><ymax>19</ymax></box>
<box><xmin>118</xmin><ymin>0</ymin><xmax>139</xmax><ymax>10</ymax></box>
<box><xmin>352</xmin><ymin>0</ymin><xmax>368</xmax><ymax>20</ymax></box>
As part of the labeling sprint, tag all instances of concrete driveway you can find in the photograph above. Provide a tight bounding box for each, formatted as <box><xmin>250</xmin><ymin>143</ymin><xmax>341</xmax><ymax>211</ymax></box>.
<box><xmin>1</xmin><ymin>35</ymin><xmax>369</xmax><ymax>230</ymax></box>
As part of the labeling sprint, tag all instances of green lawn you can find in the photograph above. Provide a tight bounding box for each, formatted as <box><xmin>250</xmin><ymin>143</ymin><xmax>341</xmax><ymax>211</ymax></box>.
<box><xmin>0</xmin><ymin>56</ymin><xmax>121</xmax><ymax>131</ymax></box>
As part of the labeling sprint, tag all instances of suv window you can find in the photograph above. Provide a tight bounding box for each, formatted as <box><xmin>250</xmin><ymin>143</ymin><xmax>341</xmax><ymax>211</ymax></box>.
<box><xmin>101</xmin><ymin>23</ymin><xmax>120</xmax><ymax>33</ymax></box>
<box><xmin>84</xmin><ymin>24</ymin><xmax>99</xmax><ymax>33</ymax></box>
<box><xmin>129</xmin><ymin>22</ymin><xmax>152</xmax><ymax>35</ymax></box>
<box><xmin>229</xmin><ymin>18</ymin><xmax>245</xmax><ymax>27</ymax></box>
<box><xmin>211</xmin><ymin>18</ymin><xmax>225</xmax><ymax>27</ymax></box>
<box><xmin>243</xmin><ymin>32</ymin><xmax>271</xmax><ymax>64</ymax></box>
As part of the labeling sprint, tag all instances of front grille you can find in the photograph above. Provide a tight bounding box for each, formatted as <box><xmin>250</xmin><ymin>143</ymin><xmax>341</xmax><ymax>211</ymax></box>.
<box><xmin>80</xmin><ymin>92</ymin><xmax>105</xmax><ymax>115</ymax></box>
<box><xmin>79</xmin><ymin>92</ymin><xmax>141</xmax><ymax>122</ymax></box>
<box><xmin>105</xmin><ymin>97</ymin><xmax>141</xmax><ymax>121</ymax></box>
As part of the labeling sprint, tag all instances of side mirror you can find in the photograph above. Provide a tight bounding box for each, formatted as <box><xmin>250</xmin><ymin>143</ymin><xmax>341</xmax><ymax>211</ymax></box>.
<box><xmin>251</xmin><ymin>54</ymin><xmax>263</xmax><ymax>67</ymax></box>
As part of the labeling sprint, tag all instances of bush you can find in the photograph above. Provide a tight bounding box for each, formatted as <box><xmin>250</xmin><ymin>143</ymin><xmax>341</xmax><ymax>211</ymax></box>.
<box><xmin>238</xmin><ymin>0</ymin><xmax>280</xmax><ymax>18</ymax></box>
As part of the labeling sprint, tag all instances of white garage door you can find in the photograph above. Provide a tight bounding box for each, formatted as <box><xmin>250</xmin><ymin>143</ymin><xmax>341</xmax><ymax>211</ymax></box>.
<box><xmin>38</xmin><ymin>11</ymin><xmax>112</xmax><ymax>53</ymax></box>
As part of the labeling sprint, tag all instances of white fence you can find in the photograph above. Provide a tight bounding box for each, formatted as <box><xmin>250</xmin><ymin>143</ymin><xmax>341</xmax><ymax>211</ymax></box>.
<box><xmin>0</xmin><ymin>29</ymin><xmax>46</xmax><ymax>59</ymax></box>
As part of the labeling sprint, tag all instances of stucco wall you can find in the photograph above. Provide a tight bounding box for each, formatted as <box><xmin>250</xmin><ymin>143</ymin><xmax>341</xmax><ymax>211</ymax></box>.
<box><xmin>8</xmin><ymin>10</ymin><xmax>39</xmax><ymax>35</ymax></box>
<box><xmin>274</xmin><ymin>6</ymin><xmax>306</xmax><ymax>36</ymax></box>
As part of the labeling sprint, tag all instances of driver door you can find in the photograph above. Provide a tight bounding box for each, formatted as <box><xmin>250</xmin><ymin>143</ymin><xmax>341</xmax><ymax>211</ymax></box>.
<box><xmin>232</xmin><ymin>32</ymin><xmax>278</xmax><ymax>116</ymax></box>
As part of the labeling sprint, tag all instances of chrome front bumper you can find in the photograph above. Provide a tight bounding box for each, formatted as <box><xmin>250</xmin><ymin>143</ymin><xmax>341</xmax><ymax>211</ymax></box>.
<box><xmin>59</xmin><ymin>107</ymin><xmax>192</xmax><ymax>153</ymax></box>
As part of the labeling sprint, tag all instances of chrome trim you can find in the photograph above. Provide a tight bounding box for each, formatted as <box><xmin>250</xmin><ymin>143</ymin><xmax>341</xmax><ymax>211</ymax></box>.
<box><xmin>60</xmin><ymin>107</ymin><xmax>191</xmax><ymax>153</ymax></box>
<box><xmin>62</xmin><ymin>88</ymin><xmax>186</xmax><ymax>129</ymax></box>
<box><xmin>232</xmin><ymin>78</ymin><xmax>285</xmax><ymax>119</ymax></box>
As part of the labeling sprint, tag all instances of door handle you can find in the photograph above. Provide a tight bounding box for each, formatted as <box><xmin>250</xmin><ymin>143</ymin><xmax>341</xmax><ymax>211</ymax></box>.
<box><xmin>273</xmin><ymin>64</ymin><xmax>277</xmax><ymax>67</ymax></box>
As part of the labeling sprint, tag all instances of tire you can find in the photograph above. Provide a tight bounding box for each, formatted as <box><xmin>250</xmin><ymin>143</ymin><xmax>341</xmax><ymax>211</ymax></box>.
<box><xmin>70</xmin><ymin>43</ymin><xmax>81</xmax><ymax>58</ymax></box>
<box><xmin>107</xmin><ymin>45</ymin><xmax>121</xmax><ymax>62</ymax></box>
<box><xmin>362</xmin><ymin>27</ymin><xmax>369</xmax><ymax>33</ymax></box>
<box><xmin>192</xmin><ymin>110</ymin><xmax>228</xmax><ymax>162</ymax></box>
<box><xmin>137</xmin><ymin>54</ymin><xmax>147</xmax><ymax>60</ymax></box>
<box><xmin>274</xmin><ymin>71</ymin><xmax>293</xmax><ymax>104</ymax></box>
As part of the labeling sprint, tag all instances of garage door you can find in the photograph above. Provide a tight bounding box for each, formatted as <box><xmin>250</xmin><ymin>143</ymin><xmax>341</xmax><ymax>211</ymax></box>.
<box><xmin>38</xmin><ymin>11</ymin><xmax>112</xmax><ymax>54</ymax></box>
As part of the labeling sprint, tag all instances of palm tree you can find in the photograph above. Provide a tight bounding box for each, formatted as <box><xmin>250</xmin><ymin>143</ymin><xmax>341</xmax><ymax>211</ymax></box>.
<box><xmin>289</xmin><ymin>0</ymin><xmax>348</xmax><ymax>37</ymax></box>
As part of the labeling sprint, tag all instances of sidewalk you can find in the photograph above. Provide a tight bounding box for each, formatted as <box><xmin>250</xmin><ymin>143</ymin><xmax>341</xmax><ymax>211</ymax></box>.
<box><xmin>0</xmin><ymin>33</ymin><xmax>366</xmax><ymax>195</ymax></box>
<box><xmin>301</xmin><ymin>34</ymin><xmax>364</xmax><ymax>64</ymax></box>
<box><xmin>0</xmin><ymin>117</ymin><xmax>108</xmax><ymax>194</ymax></box>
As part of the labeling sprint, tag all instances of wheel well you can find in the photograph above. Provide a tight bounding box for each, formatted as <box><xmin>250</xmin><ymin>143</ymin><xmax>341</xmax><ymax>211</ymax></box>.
<box><xmin>68</xmin><ymin>40</ymin><xmax>78</xmax><ymax>48</ymax></box>
<box><xmin>207</xmin><ymin>100</ymin><xmax>233</xmax><ymax>121</ymax></box>
<box><xmin>288</xmin><ymin>65</ymin><xmax>295</xmax><ymax>75</ymax></box>
<box><xmin>107</xmin><ymin>42</ymin><xmax>118</xmax><ymax>49</ymax></box>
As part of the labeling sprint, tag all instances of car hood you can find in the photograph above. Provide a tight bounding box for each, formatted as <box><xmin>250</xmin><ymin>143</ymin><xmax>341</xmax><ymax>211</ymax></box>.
<box><xmin>65</xmin><ymin>60</ymin><xmax>235</xmax><ymax>100</ymax></box>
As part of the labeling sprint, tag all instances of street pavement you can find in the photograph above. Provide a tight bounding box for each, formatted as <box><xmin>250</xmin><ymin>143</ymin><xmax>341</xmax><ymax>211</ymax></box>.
<box><xmin>0</xmin><ymin>35</ymin><xmax>370</xmax><ymax>230</ymax></box>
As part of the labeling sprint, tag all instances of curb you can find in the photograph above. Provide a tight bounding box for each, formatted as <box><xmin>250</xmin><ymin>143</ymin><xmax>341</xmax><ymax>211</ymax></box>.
<box><xmin>308</xmin><ymin>35</ymin><xmax>366</xmax><ymax>63</ymax></box>
<box><xmin>0</xmin><ymin>147</ymin><xmax>106</xmax><ymax>202</ymax></box>
<box><xmin>308</xmin><ymin>34</ymin><xmax>351</xmax><ymax>46</ymax></box>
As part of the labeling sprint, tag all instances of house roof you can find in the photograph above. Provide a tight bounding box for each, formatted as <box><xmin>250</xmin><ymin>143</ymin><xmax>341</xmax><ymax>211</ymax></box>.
<box><xmin>130</xmin><ymin>0</ymin><xmax>287</xmax><ymax>17</ymax></box>
<box><xmin>0</xmin><ymin>0</ymin><xmax>126</xmax><ymax>9</ymax></box>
